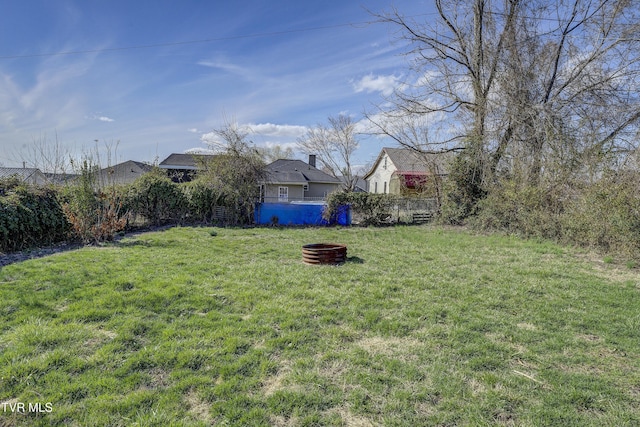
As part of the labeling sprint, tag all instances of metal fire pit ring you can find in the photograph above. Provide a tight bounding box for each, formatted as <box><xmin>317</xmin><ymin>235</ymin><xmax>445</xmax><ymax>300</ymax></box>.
<box><xmin>302</xmin><ymin>243</ymin><xmax>347</xmax><ymax>265</ymax></box>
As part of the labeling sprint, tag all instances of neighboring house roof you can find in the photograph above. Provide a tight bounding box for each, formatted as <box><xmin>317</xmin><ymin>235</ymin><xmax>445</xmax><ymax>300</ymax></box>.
<box><xmin>44</xmin><ymin>172</ymin><xmax>78</xmax><ymax>184</ymax></box>
<box><xmin>98</xmin><ymin>160</ymin><xmax>153</xmax><ymax>185</ymax></box>
<box><xmin>158</xmin><ymin>153</ymin><xmax>217</xmax><ymax>170</ymax></box>
<box><xmin>0</xmin><ymin>167</ymin><xmax>48</xmax><ymax>184</ymax></box>
<box><xmin>364</xmin><ymin>147</ymin><xmax>451</xmax><ymax>179</ymax></box>
<box><xmin>265</xmin><ymin>159</ymin><xmax>342</xmax><ymax>185</ymax></box>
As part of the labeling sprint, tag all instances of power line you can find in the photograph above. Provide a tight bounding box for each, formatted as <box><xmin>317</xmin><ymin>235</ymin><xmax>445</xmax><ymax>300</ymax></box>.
<box><xmin>0</xmin><ymin>12</ymin><xmax>445</xmax><ymax>60</ymax></box>
<box><xmin>0</xmin><ymin>21</ymin><xmax>377</xmax><ymax>60</ymax></box>
<box><xmin>1</xmin><ymin>7</ymin><xmax>635</xmax><ymax>61</ymax></box>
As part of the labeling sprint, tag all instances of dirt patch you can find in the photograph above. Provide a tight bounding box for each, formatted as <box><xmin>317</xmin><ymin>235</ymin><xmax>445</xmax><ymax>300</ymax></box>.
<box><xmin>262</xmin><ymin>361</ymin><xmax>293</xmax><ymax>396</ymax></box>
<box><xmin>517</xmin><ymin>322</ymin><xmax>537</xmax><ymax>331</ymax></box>
<box><xmin>185</xmin><ymin>389</ymin><xmax>211</xmax><ymax>424</ymax></box>
<box><xmin>325</xmin><ymin>408</ymin><xmax>378</xmax><ymax>426</ymax></box>
<box><xmin>355</xmin><ymin>336</ymin><xmax>422</xmax><ymax>360</ymax></box>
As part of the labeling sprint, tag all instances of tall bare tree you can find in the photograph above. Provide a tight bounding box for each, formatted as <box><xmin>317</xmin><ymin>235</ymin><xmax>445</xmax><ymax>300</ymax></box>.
<box><xmin>371</xmin><ymin>0</ymin><xmax>640</xmax><ymax>214</ymax></box>
<box><xmin>14</xmin><ymin>132</ymin><xmax>73</xmax><ymax>178</ymax></box>
<box><xmin>199</xmin><ymin>119</ymin><xmax>266</xmax><ymax>224</ymax></box>
<box><xmin>297</xmin><ymin>114</ymin><xmax>360</xmax><ymax>191</ymax></box>
<box><xmin>257</xmin><ymin>144</ymin><xmax>296</xmax><ymax>163</ymax></box>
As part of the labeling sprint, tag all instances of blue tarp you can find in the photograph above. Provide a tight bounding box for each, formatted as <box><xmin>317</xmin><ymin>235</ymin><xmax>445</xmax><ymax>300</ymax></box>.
<box><xmin>254</xmin><ymin>203</ymin><xmax>351</xmax><ymax>226</ymax></box>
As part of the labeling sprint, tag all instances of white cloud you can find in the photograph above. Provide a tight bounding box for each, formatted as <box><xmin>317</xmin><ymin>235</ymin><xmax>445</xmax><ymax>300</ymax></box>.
<box><xmin>352</xmin><ymin>74</ymin><xmax>401</xmax><ymax>97</ymax></box>
<box><xmin>85</xmin><ymin>114</ymin><xmax>114</xmax><ymax>122</ymax></box>
<box><xmin>246</xmin><ymin>123</ymin><xmax>307</xmax><ymax>138</ymax></box>
<box><xmin>260</xmin><ymin>140</ymin><xmax>300</xmax><ymax>151</ymax></box>
<box><xmin>187</xmin><ymin>128</ymin><xmax>199</xmax><ymax>133</ymax></box>
<box><xmin>200</xmin><ymin>131</ymin><xmax>221</xmax><ymax>145</ymax></box>
<box><xmin>185</xmin><ymin>147</ymin><xmax>215</xmax><ymax>155</ymax></box>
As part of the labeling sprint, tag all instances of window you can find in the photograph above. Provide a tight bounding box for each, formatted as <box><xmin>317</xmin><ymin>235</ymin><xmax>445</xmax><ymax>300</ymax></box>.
<box><xmin>383</xmin><ymin>182</ymin><xmax>387</xmax><ymax>194</ymax></box>
<box><xmin>278</xmin><ymin>187</ymin><xmax>288</xmax><ymax>202</ymax></box>
<box><xmin>303</xmin><ymin>183</ymin><xmax>309</xmax><ymax>191</ymax></box>
<box><xmin>383</xmin><ymin>156</ymin><xmax>388</xmax><ymax>170</ymax></box>
<box><xmin>374</xmin><ymin>182</ymin><xmax>378</xmax><ymax>193</ymax></box>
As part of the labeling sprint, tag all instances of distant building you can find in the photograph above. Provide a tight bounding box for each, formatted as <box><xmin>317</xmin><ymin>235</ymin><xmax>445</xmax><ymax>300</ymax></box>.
<box><xmin>364</xmin><ymin>147</ymin><xmax>450</xmax><ymax>195</ymax></box>
<box><xmin>158</xmin><ymin>153</ymin><xmax>217</xmax><ymax>182</ymax></box>
<box><xmin>0</xmin><ymin>167</ymin><xmax>48</xmax><ymax>185</ymax></box>
<box><xmin>98</xmin><ymin>160</ymin><xmax>154</xmax><ymax>186</ymax></box>
<box><xmin>261</xmin><ymin>155</ymin><xmax>342</xmax><ymax>203</ymax></box>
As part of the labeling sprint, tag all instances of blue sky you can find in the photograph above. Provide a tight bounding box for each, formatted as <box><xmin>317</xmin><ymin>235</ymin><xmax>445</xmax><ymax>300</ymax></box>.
<box><xmin>0</xmin><ymin>0</ymin><xmax>434</xmax><ymax>170</ymax></box>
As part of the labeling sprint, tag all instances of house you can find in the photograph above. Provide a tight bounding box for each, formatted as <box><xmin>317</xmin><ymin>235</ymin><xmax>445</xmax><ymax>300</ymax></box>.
<box><xmin>44</xmin><ymin>172</ymin><xmax>78</xmax><ymax>185</ymax></box>
<box><xmin>0</xmin><ymin>167</ymin><xmax>48</xmax><ymax>185</ymax></box>
<box><xmin>97</xmin><ymin>160</ymin><xmax>153</xmax><ymax>186</ymax></box>
<box><xmin>363</xmin><ymin>147</ymin><xmax>450</xmax><ymax>195</ymax></box>
<box><xmin>261</xmin><ymin>155</ymin><xmax>342</xmax><ymax>203</ymax></box>
<box><xmin>158</xmin><ymin>153</ymin><xmax>217</xmax><ymax>182</ymax></box>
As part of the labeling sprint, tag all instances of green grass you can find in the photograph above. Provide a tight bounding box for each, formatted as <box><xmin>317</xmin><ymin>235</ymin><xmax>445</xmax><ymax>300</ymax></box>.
<box><xmin>0</xmin><ymin>225</ymin><xmax>639</xmax><ymax>426</ymax></box>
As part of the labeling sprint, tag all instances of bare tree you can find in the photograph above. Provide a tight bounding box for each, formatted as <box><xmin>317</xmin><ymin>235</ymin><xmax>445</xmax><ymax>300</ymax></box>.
<box><xmin>13</xmin><ymin>132</ymin><xmax>73</xmax><ymax>179</ymax></box>
<box><xmin>199</xmin><ymin>119</ymin><xmax>266</xmax><ymax>224</ymax></box>
<box><xmin>297</xmin><ymin>114</ymin><xmax>360</xmax><ymax>191</ymax></box>
<box><xmin>371</xmin><ymin>0</ymin><xmax>640</xmax><ymax>212</ymax></box>
<box><xmin>257</xmin><ymin>144</ymin><xmax>296</xmax><ymax>163</ymax></box>
<box><xmin>496</xmin><ymin>0</ymin><xmax>640</xmax><ymax>185</ymax></box>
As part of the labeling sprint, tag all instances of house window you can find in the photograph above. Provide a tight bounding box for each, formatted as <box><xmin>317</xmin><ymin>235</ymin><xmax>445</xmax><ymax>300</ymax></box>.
<box><xmin>384</xmin><ymin>157</ymin><xmax>387</xmax><ymax>170</ymax></box>
<box><xmin>374</xmin><ymin>182</ymin><xmax>378</xmax><ymax>193</ymax></box>
<box><xmin>278</xmin><ymin>187</ymin><xmax>288</xmax><ymax>202</ymax></box>
<box><xmin>303</xmin><ymin>183</ymin><xmax>309</xmax><ymax>191</ymax></box>
<box><xmin>383</xmin><ymin>182</ymin><xmax>387</xmax><ymax>194</ymax></box>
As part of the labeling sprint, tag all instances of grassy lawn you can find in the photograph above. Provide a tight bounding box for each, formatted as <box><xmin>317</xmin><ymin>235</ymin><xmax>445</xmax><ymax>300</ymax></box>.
<box><xmin>0</xmin><ymin>225</ymin><xmax>639</xmax><ymax>426</ymax></box>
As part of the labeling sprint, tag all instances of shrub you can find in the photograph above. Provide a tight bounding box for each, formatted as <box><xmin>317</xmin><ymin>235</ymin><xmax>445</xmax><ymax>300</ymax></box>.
<box><xmin>325</xmin><ymin>192</ymin><xmax>395</xmax><ymax>226</ymax></box>
<box><xmin>125</xmin><ymin>170</ymin><xmax>185</xmax><ymax>225</ymax></box>
<box><xmin>439</xmin><ymin>150</ymin><xmax>487</xmax><ymax>225</ymax></box>
<box><xmin>562</xmin><ymin>172</ymin><xmax>640</xmax><ymax>258</ymax></box>
<box><xmin>472</xmin><ymin>171</ymin><xmax>640</xmax><ymax>260</ymax></box>
<box><xmin>0</xmin><ymin>178</ymin><xmax>70</xmax><ymax>252</ymax></box>
<box><xmin>59</xmin><ymin>160</ymin><xmax>128</xmax><ymax>244</ymax></box>
<box><xmin>472</xmin><ymin>180</ymin><xmax>565</xmax><ymax>239</ymax></box>
<box><xmin>181</xmin><ymin>179</ymin><xmax>223</xmax><ymax>223</ymax></box>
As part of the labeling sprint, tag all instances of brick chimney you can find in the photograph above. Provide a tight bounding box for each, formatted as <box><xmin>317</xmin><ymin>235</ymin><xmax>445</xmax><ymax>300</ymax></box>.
<box><xmin>308</xmin><ymin>154</ymin><xmax>316</xmax><ymax>168</ymax></box>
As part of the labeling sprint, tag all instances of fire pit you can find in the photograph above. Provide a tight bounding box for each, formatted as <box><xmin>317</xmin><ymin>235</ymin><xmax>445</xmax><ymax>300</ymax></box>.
<box><xmin>302</xmin><ymin>243</ymin><xmax>347</xmax><ymax>265</ymax></box>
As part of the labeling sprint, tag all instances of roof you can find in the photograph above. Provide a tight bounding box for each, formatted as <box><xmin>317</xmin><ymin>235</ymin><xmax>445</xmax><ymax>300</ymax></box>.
<box><xmin>98</xmin><ymin>160</ymin><xmax>154</xmax><ymax>185</ymax></box>
<box><xmin>364</xmin><ymin>147</ymin><xmax>452</xmax><ymax>179</ymax></box>
<box><xmin>265</xmin><ymin>159</ymin><xmax>342</xmax><ymax>184</ymax></box>
<box><xmin>102</xmin><ymin>160</ymin><xmax>153</xmax><ymax>173</ymax></box>
<box><xmin>0</xmin><ymin>167</ymin><xmax>46</xmax><ymax>182</ymax></box>
<box><xmin>158</xmin><ymin>153</ymin><xmax>217</xmax><ymax>170</ymax></box>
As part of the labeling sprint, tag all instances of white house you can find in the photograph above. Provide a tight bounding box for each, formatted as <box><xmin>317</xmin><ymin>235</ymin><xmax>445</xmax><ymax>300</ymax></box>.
<box><xmin>363</xmin><ymin>147</ymin><xmax>450</xmax><ymax>195</ymax></box>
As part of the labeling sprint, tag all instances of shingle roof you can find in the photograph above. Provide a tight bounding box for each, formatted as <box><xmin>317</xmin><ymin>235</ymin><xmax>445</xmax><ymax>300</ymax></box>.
<box><xmin>266</xmin><ymin>159</ymin><xmax>341</xmax><ymax>184</ymax></box>
<box><xmin>364</xmin><ymin>147</ymin><xmax>452</xmax><ymax>179</ymax></box>
<box><xmin>98</xmin><ymin>160</ymin><xmax>154</xmax><ymax>184</ymax></box>
<box><xmin>158</xmin><ymin>153</ymin><xmax>217</xmax><ymax>170</ymax></box>
<box><xmin>0</xmin><ymin>167</ymin><xmax>42</xmax><ymax>180</ymax></box>
<box><xmin>384</xmin><ymin>147</ymin><xmax>450</xmax><ymax>173</ymax></box>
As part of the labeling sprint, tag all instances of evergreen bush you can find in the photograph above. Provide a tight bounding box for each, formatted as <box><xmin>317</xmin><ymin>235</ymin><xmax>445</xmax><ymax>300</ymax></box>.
<box><xmin>0</xmin><ymin>178</ymin><xmax>70</xmax><ymax>252</ymax></box>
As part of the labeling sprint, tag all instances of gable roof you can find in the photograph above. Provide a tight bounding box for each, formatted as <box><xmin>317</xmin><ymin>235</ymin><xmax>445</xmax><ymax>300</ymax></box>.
<box><xmin>265</xmin><ymin>159</ymin><xmax>342</xmax><ymax>184</ymax></box>
<box><xmin>0</xmin><ymin>167</ymin><xmax>48</xmax><ymax>184</ymax></box>
<box><xmin>98</xmin><ymin>160</ymin><xmax>154</xmax><ymax>185</ymax></box>
<box><xmin>158</xmin><ymin>153</ymin><xmax>217</xmax><ymax>170</ymax></box>
<box><xmin>364</xmin><ymin>147</ymin><xmax>452</xmax><ymax>179</ymax></box>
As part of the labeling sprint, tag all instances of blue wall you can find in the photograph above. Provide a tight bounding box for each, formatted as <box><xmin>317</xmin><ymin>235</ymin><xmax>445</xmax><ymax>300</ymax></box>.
<box><xmin>254</xmin><ymin>203</ymin><xmax>350</xmax><ymax>226</ymax></box>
